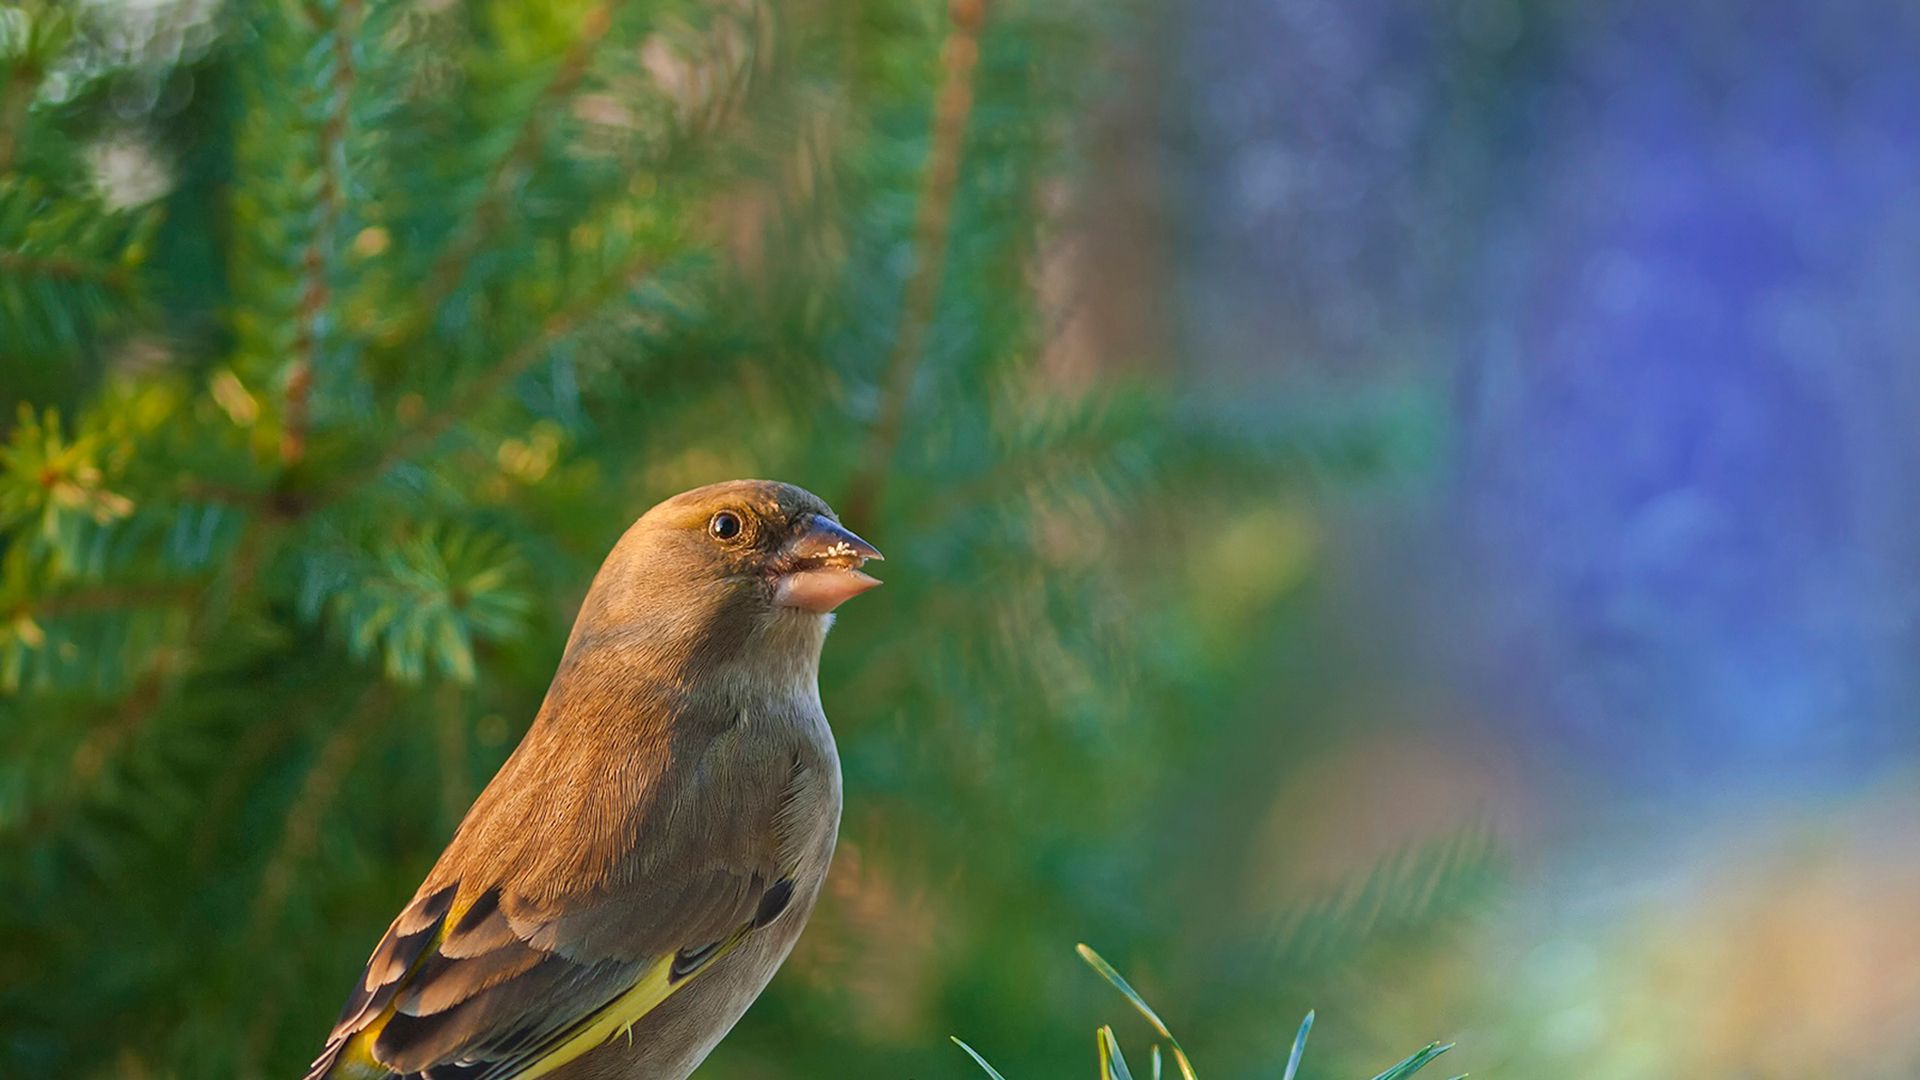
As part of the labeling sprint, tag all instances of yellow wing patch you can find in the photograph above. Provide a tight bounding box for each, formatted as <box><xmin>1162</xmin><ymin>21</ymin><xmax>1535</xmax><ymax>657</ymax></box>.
<box><xmin>318</xmin><ymin>1045</ymin><xmax>394</xmax><ymax>1080</ymax></box>
<box><xmin>516</xmin><ymin>929</ymin><xmax>752</xmax><ymax>1080</ymax></box>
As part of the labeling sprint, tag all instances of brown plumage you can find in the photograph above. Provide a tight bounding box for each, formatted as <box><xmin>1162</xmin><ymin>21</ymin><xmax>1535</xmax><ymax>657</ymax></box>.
<box><xmin>305</xmin><ymin>480</ymin><xmax>881</xmax><ymax>1080</ymax></box>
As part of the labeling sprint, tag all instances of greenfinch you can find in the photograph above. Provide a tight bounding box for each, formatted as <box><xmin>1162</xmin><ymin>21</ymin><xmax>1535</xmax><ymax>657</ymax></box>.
<box><xmin>305</xmin><ymin>480</ymin><xmax>881</xmax><ymax>1080</ymax></box>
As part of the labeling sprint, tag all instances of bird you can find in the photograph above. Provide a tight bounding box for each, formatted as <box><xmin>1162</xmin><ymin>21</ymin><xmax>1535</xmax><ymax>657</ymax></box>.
<box><xmin>305</xmin><ymin>479</ymin><xmax>882</xmax><ymax>1080</ymax></box>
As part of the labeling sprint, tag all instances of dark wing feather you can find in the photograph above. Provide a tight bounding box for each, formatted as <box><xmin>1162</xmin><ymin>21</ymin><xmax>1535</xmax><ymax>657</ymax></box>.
<box><xmin>307</xmin><ymin>885</ymin><xmax>459</xmax><ymax>1078</ymax></box>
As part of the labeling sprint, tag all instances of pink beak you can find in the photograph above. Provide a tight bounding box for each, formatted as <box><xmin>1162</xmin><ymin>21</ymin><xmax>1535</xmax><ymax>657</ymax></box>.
<box><xmin>772</xmin><ymin>515</ymin><xmax>884</xmax><ymax>614</ymax></box>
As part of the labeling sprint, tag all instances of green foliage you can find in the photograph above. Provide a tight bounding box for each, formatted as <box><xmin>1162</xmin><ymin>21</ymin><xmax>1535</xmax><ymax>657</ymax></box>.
<box><xmin>0</xmin><ymin>1</ymin><xmax>1469</xmax><ymax>1078</ymax></box>
<box><xmin>296</xmin><ymin>523</ymin><xmax>534</xmax><ymax>683</ymax></box>
<box><xmin>0</xmin><ymin>177</ymin><xmax>156</xmax><ymax>362</ymax></box>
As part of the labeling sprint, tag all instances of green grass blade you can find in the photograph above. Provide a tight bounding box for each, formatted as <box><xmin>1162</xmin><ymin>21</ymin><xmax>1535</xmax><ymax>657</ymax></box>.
<box><xmin>1151</xmin><ymin>1044</ymin><xmax>1163</xmax><ymax>1080</ymax></box>
<box><xmin>1282</xmin><ymin>1010</ymin><xmax>1314</xmax><ymax>1080</ymax></box>
<box><xmin>1077</xmin><ymin>944</ymin><xmax>1175</xmax><ymax>1040</ymax></box>
<box><xmin>1367</xmin><ymin>1041</ymin><xmax>1455</xmax><ymax>1080</ymax></box>
<box><xmin>951</xmin><ymin>1036</ymin><xmax>1012</xmax><ymax>1080</ymax></box>
<box><xmin>1076</xmin><ymin>944</ymin><xmax>1198</xmax><ymax>1080</ymax></box>
<box><xmin>1098</xmin><ymin>1026</ymin><xmax>1136</xmax><ymax>1080</ymax></box>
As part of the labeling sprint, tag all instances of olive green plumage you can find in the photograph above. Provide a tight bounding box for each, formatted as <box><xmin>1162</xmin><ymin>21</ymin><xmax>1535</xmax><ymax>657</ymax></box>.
<box><xmin>306</xmin><ymin>480</ymin><xmax>882</xmax><ymax>1080</ymax></box>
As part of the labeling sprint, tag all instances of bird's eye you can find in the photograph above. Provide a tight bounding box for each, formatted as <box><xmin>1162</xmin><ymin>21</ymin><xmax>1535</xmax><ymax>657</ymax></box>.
<box><xmin>708</xmin><ymin>511</ymin><xmax>744</xmax><ymax>541</ymax></box>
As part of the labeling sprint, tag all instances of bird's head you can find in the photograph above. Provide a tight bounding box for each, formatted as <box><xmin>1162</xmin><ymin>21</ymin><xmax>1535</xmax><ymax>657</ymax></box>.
<box><xmin>566</xmin><ymin>480</ymin><xmax>882</xmax><ymax>682</ymax></box>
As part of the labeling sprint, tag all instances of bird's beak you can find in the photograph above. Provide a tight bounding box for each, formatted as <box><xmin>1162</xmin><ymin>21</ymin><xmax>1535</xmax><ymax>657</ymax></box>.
<box><xmin>773</xmin><ymin>515</ymin><xmax>884</xmax><ymax>614</ymax></box>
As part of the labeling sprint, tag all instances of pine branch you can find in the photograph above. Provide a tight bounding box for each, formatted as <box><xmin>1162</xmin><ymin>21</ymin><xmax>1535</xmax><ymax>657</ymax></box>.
<box><xmin>281</xmin><ymin>0</ymin><xmax>365</xmax><ymax>466</ymax></box>
<box><xmin>15</xmin><ymin>519</ymin><xmax>270</xmax><ymax>840</ymax></box>
<box><xmin>296</xmin><ymin>522</ymin><xmax>534</xmax><ymax>682</ymax></box>
<box><xmin>179</xmin><ymin>474</ymin><xmax>277</xmax><ymax>512</ymax></box>
<box><xmin>387</xmin><ymin>2</ymin><xmax>616</xmax><ymax>348</ymax></box>
<box><xmin>248</xmin><ymin>684</ymin><xmax>386</xmax><ymax>944</ymax></box>
<box><xmin>0</xmin><ymin>179</ymin><xmax>154</xmax><ymax>359</ymax></box>
<box><xmin>0</xmin><ymin>43</ymin><xmax>39</xmax><ymax>175</ymax></box>
<box><xmin>319</xmin><ymin>251</ymin><xmax>656</xmax><ymax>503</ymax></box>
<box><xmin>21</xmin><ymin>582</ymin><xmax>202</xmax><ymax>618</ymax></box>
<box><xmin>844</xmin><ymin>0</ymin><xmax>991</xmax><ymax>524</ymax></box>
<box><xmin>0</xmin><ymin>247</ymin><xmax>133</xmax><ymax>291</ymax></box>
<box><xmin>243</xmin><ymin>683</ymin><xmax>388</xmax><ymax>1073</ymax></box>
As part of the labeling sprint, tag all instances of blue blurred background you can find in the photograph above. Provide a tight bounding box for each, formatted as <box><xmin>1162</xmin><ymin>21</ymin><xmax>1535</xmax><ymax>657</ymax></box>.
<box><xmin>1141</xmin><ymin>0</ymin><xmax>1920</xmax><ymax>1073</ymax></box>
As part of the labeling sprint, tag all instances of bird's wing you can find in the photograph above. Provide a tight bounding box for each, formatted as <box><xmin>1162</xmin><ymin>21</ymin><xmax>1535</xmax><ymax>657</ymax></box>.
<box><xmin>306</xmin><ymin>868</ymin><xmax>794</xmax><ymax>1080</ymax></box>
<box><xmin>307</xmin><ymin>724</ymin><xmax>810</xmax><ymax>1080</ymax></box>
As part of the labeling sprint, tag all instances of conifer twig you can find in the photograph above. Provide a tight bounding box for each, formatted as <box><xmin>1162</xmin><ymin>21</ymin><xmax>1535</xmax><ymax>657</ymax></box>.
<box><xmin>248</xmin><ymin>684</ymin><xmax>387</xmax><ymax>942</ymax></box>
<box><xmin>393</xmin><ymin>2</ymin><xmax>615</xmax><ymax>345</ymax></box>
<box><xmin>24</xmin><ymin>582</ymin><xmax>201</xmax><ymax>618</ymax></box>
<box><xmin>178</xmin><ymin>474</ymin><xmax>275</xmax><ymax>510</ymax></box>
<box><xmin>282</xmin><ymin>0</ymin><xmax>364</xmax><ymax>466</ymax></box>
<box><xmin>0</xmin><ymin>248</ymin><xmax>135</xmax><ymax>291</ymax></box>
<box><xmin>3</xmin><ymin>520</ymin><xmax>273</xmax><ymax>847</ymax></box>
<box><xmin>310</xmin><ymin>1</ymin><xmax>620</xmax><ymax>500</ymax></box>
<box><xmin>842</xmin><ymin>0</ymin><xmax>990</xmax><ymax>524</ymax></box>
<box><xmin>0</xmin><ymin>57</ymin><xmax>37</xmax><ymax>175</ymax></box>
<box><xmin>319</xmin><ymin>253</ymin><xmax>657</xmax><ymax>502</ymax></box>
<box><xmin>243</xmin><ymin>683</ymin><xmax>387</xmax><ymax>1073</ymax></box>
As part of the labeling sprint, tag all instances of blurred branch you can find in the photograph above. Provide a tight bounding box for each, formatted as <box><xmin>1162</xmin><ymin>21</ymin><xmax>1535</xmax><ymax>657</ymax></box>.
<box><xmin>2</xmin><ymin>520</ymin><xmax>271</xmax><ymax>845</ymax></box>
<box><xmin>180</xmin><ymin>474</ymin><xmax>277</xmax><ymax>510</ymax></box>
<box><xmin>0</xmin><ymin>56</ymin><xmax>36</xmax><ymax>175</ymax></box>
<box><xmin>842</xmin><ymin>0</ymin><xmax>990</xmax><ymax>524</ymax></box>
<box><xmin>21</xmin><ymin>582</ymin><xmax>202</xmax><ymax>618</ymax></box>
<box><xmin>63</xmin><ymin>521</ymin><xmax>270</xmax><ymax>785</ymax></box>
<box><xmin>248</xmin><ymin>683</ymin><xmax>387</xmax><ymax>943</ymax></box>
<box><xmin>389</xmin><ymin>2</ymin><xmax>615</xmax><ymax>348</ymax></box>
<box><xmin>0</xmin><ymin>248</ymin><xmax>134</xmax><ymax>291</ymax></box>
<box><xmin>244</xmin><ymin>682</ymin><xmax>388</xmax><ymax>1073</ymax></box>
<box><xmin>282</xmin><ymin>0</ymin><xmax>364</xmax><ymax>467</ymax></box>
<box><xmin>318</xmin><ymin>253</ymin><xmax>657</xmax><ymax>504</ymax></box>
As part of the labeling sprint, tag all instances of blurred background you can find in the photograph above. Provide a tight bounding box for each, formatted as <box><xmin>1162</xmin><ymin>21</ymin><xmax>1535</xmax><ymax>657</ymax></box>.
<box><xmin>5</xmin><ymin>0</ymin><xmax>1920</xmax><ymax>1077</ymax></box>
